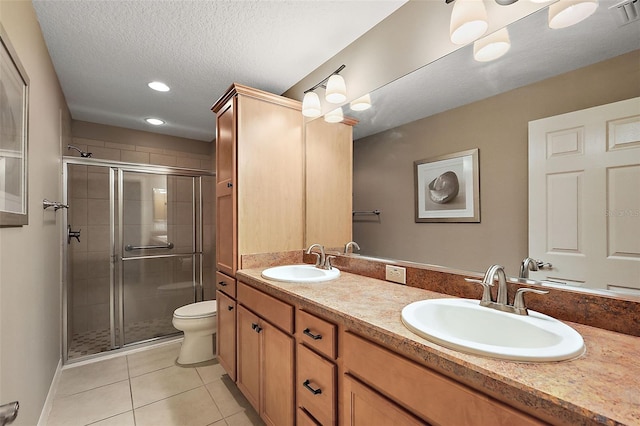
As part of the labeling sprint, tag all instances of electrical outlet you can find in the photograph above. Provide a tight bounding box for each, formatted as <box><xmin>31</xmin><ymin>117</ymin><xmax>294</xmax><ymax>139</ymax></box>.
<box><xmin>385</xmin><ymin>265</ymin><xmax>406</xmax><ymax>284</ymax></box>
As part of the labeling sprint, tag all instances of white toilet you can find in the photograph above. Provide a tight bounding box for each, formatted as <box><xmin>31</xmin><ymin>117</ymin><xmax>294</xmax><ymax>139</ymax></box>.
<box><xmin>172</xmin><ymin>300</ymin><xmax>217</xmax><ymax>365</ymax></box>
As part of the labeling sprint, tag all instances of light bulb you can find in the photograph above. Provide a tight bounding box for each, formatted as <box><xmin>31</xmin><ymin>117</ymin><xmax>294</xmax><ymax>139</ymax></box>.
<box><xmin>148</xmin><ymin>81</ymin><xmax>170</xmax><ymax>92</ymax></box>
<box><xmin>473</xmin><ymin>28</ymin><xmax>511</xmax><ymax>62</ymax></box>
<box><xmin>302</xmin><ymin>92</ymin><xmax>322</xmax><ymax>118</ymax></box>
<box><xmin>324</xmin><ymin>107</ymin><xmax>344</xmax><ymax>123</ymax></box>
<box><xmin>549</xmin><ymin>0</ymin><xmax>599</xmax><ymax>29</ymax></box>
<box><xmin>145</xmin><ymin>118</ymin><xmax>165</xmax><ymax>125</ymax></box>
<box><xmin>350</xmin><ymin>94</ymin><xmax>372</xmax><ymax>111</ymax></box>
<box><xmin>325</xmin><ymin>74</ymin><xmax>347</xmax><ymax>104</ymax></box>
<box><xmin>450</xmin><ymin>0</ymin><xmax>489</xmax><ymax>45</ymax></box>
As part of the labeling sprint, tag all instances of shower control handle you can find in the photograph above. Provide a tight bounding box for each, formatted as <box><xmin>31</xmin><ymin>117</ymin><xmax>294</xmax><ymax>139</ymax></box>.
<box><xmin>67</xmin><ymin>225</ymin><xmax>81</xmax><ymax>244</ymax></box>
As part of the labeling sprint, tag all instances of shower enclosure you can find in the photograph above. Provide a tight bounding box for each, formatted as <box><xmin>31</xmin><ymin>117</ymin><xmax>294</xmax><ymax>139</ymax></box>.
<box><xmin>62</xmin><ymin>158</ymin><xmax>215</xmax><ymax>362</ymax></box>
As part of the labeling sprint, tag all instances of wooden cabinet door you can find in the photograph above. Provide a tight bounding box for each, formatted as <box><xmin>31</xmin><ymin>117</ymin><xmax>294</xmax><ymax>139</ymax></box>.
<box><xmin>215</xmin><ymin>98</ymin><xmax>236</xmax><ymax>276</ymax></box>
<box><xmin>262</xmin><ymin>322</ymin><xmax>295</xmax><ymax>426</ymax></box>
<box><xmin>236</xmin><ymin>305</ymin><xmax>260</xmax><ymax>411</ymax></box>
<box><xmin>343</xmin><ymin>374</ymin><xmax>424</xmax><ymax>426</ymax></box>
<box><xmin>216</xmin><ymin>290</ymin><xmax>236</xmax><ymax>381</ymax></box>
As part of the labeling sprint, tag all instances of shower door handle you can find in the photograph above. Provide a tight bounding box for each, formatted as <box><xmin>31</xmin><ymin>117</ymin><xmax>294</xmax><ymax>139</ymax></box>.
<box><xmin>67</xmin><ymin>225</ymin><xmax>81</xmax><ymax>244</ymax></box>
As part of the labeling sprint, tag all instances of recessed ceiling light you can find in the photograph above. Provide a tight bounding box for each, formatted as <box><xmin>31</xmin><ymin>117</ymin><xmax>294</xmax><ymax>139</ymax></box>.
<box><xmin>145</xmin><ymin>118</ymin><xmax>165</xmax><ymax>125</ymax></box>
<box><xmin>148</xmin><ymin>81</ymin><xmax>170</xmax><ymax>92</ymax></box>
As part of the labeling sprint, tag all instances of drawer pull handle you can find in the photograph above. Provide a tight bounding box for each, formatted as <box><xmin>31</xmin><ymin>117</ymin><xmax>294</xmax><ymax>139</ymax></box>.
<box><xmin>218</xmin><ymin>281</ymin><xmax>227</xmax><ymax>286</ymax></box>
<box><xmin>303</xmin><ymin>328</ymin><xmax>322</xmax><ymax>340</ymax></box>
<box><xmin>303</xmin><ymin>380</ymin><xmax>322</xmax><ymax>395</ymax></box>
<box><xmin>227</xmin><ymin>305</ymin><xmax>234</xmax><ymax>311</ymax></box>
<box><xmin>251</xmin><ymin>323</ymin><xmax>262</xmax><ymax>333</ymax></box>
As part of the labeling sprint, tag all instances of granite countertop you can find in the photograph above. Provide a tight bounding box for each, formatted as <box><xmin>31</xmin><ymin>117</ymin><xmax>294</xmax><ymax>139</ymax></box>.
<box><xmin>237</xmin><ymin>267</ymin><xmax>640</xmax><ymax>426</ymax></box>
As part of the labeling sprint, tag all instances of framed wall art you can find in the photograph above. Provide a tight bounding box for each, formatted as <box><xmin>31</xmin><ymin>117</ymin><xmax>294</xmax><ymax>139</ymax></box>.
<box><xmin>0</xmin><ymin>24</ymin><xmax>29</xmax><ymax>226</ymax></box>
<box><xmin>414</xmin><ymin>148</ymin><xmax>479</xmax><ymax>223</ymax></box>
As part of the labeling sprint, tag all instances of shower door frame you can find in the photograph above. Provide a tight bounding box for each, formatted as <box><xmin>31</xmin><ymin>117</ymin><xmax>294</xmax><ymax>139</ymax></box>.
<box><xmin>62</xmin><ymin>157</ymin><xmax>214</xmax><ymax>363</ymax></box>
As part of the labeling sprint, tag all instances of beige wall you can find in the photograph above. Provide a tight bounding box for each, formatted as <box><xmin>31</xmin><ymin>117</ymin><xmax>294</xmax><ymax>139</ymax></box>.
<box><xmin>0</xmin><ymin>2</ymin><xmax>71</xmax><ymax>424</ymax></box>
<box><xmin>353</xmin><ymin>50</ymin><xmax>640</xmax><ymax>277</ymax></box>
<box><xmin>70</xmin><ymin>120</ymin><xmax>214</xmax><ymax>170</ymax></box>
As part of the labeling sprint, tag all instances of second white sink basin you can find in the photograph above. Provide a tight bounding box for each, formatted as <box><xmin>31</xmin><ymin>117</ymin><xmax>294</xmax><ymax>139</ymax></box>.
<box><xmin>401</xmin><ymin>298</ymin><xmax>585</xmax><ymax>362</ymax></box>
<box><xmin>261</xmin><ymin>264</ymin><xmax>340</xmax><ymax>283</ymax></box>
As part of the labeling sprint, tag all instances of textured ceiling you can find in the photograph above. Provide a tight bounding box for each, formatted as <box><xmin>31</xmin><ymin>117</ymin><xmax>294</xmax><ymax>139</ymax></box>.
<box><xmin>32</xmin><ymin>0</ymin><xmax>407</xmax><ymax>141</ymax></box>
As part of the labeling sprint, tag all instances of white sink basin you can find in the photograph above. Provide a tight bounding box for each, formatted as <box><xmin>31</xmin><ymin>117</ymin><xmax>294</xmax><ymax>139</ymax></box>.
<box><xmin>261</xmin><ymin>265</ymin><xmax>340</xmax><ymax>283</ymax></box>
<box><xmin>401</xmin><ymin>298</ymin><xmax>585</xmax><ymax>362</ymax></box>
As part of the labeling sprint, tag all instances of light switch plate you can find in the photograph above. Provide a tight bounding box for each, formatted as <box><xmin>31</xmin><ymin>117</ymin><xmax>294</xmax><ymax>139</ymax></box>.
<box><xmin>385</xmin><ymin>265</ymin><xmax>406</xmax><ymax>284</ymax></box>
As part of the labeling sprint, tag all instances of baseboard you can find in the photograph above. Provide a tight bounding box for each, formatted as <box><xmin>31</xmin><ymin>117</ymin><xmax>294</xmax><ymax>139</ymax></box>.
<box><xmin>37</xmin><ymin>358</ymin><xmax>63</xmax><ymax>426</ymax></box>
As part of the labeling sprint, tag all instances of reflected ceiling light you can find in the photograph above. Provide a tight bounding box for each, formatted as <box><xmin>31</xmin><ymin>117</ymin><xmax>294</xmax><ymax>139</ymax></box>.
<box><xmin>148</xmin><ymin>81</ymin><xmax>170</xmax><ymax>92</ymax></box>
<box><xmin>325</xmin><ymin>74</ymin><xmax>347</xmax><ymax>104</ymax></box>
<box><xmin>450</xmin><ymin>0</ymin><xmax>489</xmax><ymax>45</ymax></box>
<box><xmin>350</xmin><ymin>94</ymin><xmax>372</xmax><ymax>111</ymax></box>
<box><xmin>145</xmin><ymin>118</ymin><xmax>165</xmax><ymax>125</ymax></box>
<box><xmin>473</xmin><ymin>28</ymin><xmax>511</xmax><ymax>62</ymax></box>
<box><xmin>548</xmin><ymin>0</ymin><xmax>599</xmax><ymax>29</ymax></box>
<box><xmin>324</xmin><ymin>107</ymin><xmax>344</xmax><ymax>123</ymax></box>
<box><xmin>302</xmin><ymin>91</ymin><xmax>322</xmax><ymax>118</ymax></box>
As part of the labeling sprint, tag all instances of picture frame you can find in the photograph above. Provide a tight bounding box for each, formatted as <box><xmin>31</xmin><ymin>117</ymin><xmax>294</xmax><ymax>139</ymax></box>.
<box><xmin>0</xmin><ymin>24</ymin><xmax>29</xmax><ymax>226</ymax></box>
<box><xmin>414</xmin><ymin>148</ymin><xmax>479</xmax><ymax>223</ymax></box>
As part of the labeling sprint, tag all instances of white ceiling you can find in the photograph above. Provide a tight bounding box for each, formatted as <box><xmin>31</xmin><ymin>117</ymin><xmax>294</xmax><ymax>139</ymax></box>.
<box><xmin>32</xmin><ymin>0</ymin><xmax>407</xmax><ymax>141</ymax></box>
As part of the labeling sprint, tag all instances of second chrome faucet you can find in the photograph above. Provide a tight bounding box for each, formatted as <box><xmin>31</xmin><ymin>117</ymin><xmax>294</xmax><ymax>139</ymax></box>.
<box><xmin>466</xmin><ymin>264</ymin><xmax>548</xmax><ymax>316</ymax></box>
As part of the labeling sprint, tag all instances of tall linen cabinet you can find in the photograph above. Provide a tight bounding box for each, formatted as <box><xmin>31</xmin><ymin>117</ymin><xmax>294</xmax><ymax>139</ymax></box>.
<box><xmin>212</xmin><ymin>84</ymin><xmax>303</xmax><ymax>425</ymax></box>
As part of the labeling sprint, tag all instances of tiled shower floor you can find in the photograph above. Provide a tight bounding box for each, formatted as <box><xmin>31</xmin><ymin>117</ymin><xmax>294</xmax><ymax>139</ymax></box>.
<box><xmin>68</xmin><ymin>317</ymin><xmax>179</xmax><ymax>359</ymax></box>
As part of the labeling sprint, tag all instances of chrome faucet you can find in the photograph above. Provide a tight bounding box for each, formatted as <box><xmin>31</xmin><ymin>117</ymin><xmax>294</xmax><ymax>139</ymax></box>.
<box><xmin>344</xmin><ymin>241</ymin><xmax>360</xmax><ymax>254</ymax></box>
<box><xmin>519</xmin><ymin>257</ymin><xmax>552</xmax><ymax>278</ymax></box>
<box><xmin>306</xmin><ymin>244</ymin><xmax>325</xmax><ymax>268</ymax></box>
<box><xmin>466</xmin><ymin>264</ymin><xmax>548</xmax><ymax>316</ymax></box>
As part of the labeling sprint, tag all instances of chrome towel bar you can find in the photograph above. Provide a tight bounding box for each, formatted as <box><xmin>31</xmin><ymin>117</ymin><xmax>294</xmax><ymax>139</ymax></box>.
<box><xmin>125</xmin><ymin>242</ymin><xmax>174</xmax><ymax>251</ymax></box>
<box><xmin>352</xmin><ymin>210</ymin><xmax>381</xmax><ymax>216</ymax></box>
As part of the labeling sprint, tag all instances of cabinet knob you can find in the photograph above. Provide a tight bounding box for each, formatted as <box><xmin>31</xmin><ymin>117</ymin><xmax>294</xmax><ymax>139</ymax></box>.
<box><xmin>218</xmin><ymin>281</ymin><xmax>227</xmax><ymax>287</ymax></box>
<box><xmin>227</xmin><ymin>182</ymin><xmax>233</xmax><ymax>188</ymax></box>
<box><xmin>227</xmin><ymin>305</ymin><xmax>234</xmax><ymax>311</ymax></box>
<box><xmin>303</xmin><ymin>328</ymin><xmax>322</xmax><ymax>340</ymax></box>
<box><xmin>302</xmin><ymin>380</ymin><xmax>322</xmax><ymax>395</ymax></box>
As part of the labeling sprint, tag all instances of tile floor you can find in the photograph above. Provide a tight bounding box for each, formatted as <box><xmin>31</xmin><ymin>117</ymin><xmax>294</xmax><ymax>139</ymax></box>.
<box><xmin>45</xmin><ymin>342</ymin><xmax>264</xmax><ymax>426</ymax></box>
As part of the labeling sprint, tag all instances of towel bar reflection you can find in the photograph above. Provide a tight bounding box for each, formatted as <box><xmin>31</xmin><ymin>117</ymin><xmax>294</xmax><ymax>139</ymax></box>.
<box><xmin>352</xmin><ymin>210</ymin><xmax>381</xmax><ymax>216</ymax></box>
<box><xmin>125</xmin><ymin>242</ymin><xmax>174</xmax><ymax>251</ymax></box>
<box><xmin>43</xmin><ymin>199</ymin><xmax>69</xmax><ymax>211</ymax></box>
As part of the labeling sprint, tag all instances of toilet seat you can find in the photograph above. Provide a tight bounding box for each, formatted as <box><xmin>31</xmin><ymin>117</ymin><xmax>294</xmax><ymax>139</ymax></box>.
<box><xmin>173</xmin><ymin>300</ymin><xmax>217</xmax><ymax>319</ymax></box>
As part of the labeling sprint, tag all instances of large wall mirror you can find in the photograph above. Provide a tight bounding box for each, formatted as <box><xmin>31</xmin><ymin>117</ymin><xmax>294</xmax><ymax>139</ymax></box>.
<box><xmin>345</xmin><ymin>2</ymin><xmax>639</xmax><ymax>295</ymax></box>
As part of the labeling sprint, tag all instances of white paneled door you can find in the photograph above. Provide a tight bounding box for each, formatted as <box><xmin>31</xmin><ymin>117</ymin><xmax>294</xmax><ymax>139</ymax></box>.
<box><xmin>529</xmin><ymin>97</ymin><xmax>640</xmax><ymax>292</ymax></box>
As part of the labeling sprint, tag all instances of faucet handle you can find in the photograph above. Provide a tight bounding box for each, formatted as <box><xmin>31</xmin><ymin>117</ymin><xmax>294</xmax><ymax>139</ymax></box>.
<box><xmin>513</xmin><ymin>288</ymin><xmax>549</xmax><ymax>315</ymax></box>
<box><xmin>465</xmin><ymin>278</ymin><xmax>493</xmax><ymax>304</ymax></box>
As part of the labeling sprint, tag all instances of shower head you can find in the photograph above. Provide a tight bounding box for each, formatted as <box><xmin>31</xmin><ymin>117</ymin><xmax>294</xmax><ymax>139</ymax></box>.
<box><xmin>67</xmin><ymin>145</ymin><xmax>92</xmax><ymax>158</ymax></box>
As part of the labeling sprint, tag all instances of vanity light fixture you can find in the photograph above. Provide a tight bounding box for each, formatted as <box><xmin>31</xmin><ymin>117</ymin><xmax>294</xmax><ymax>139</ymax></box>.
<box><xmin>148</xmin><ymin>81</ymin><xmax>170</xmax><ymax>92</ymax></box>
<box><xmin>548</xmin><ymin>0</ymin><xmax>599</xmax><ymax>28</ymax></box>
<box><xmin>473</xmin><ymin>27</ymin><xmax>511</xmax><ymax>62</ymax></box>
<box><xmin>302</xmin><ymin>91</ymin><xmax>322</xmax><ymax>118</ymax></box>
<box><xmin>350</xmin><ymin>94</ymin><xmax>372</xmax><ymax>111</ymax></box>
<box><xmin>145</xmin><ymin>118</ymin><xmax>165</xmax><ymax>125</ymax></box>
<box><xmin>301</xmin><ymin>64</ymin><xmax>347</xmax><ymax>117</ymax></box>
<box><xmin>324</xmin><ymin>107</ymin><xmax>344</xmax><ymax>123</ymax></box>
<box><xmin>449</xmin><ymin>0</ymin><xmax>489</xmax><ymax>45</ymax></box>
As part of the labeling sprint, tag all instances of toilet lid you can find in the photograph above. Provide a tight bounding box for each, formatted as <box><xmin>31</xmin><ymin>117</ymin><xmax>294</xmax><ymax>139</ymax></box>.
<box><xmin>173</xmin><ymin>300</ymin><xmax>217</xmax><ymax>318</ymax></box>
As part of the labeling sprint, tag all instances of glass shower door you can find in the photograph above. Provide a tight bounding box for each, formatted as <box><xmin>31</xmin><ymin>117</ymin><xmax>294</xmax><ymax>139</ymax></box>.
<box><xmin>119</xmin><ymin>171</ymin><xmax>201</xmax><ymax>345</ymax></box>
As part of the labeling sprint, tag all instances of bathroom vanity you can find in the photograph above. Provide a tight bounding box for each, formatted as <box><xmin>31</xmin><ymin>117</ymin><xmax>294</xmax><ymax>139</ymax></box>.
<box><xmin>227</xmin><ymin>254</ymin><xmax>639</xmax><ymax>426</ymax></box>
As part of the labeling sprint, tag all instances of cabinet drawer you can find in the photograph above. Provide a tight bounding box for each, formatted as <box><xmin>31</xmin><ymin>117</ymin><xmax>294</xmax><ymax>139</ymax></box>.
<box><xmin>237</xmin><ymin>282</ymin><xmax>293</xmax><ymax>334</ymax></box>
<box><xmin>343</xmin><ymin>332</ymin><xmax>544</xmax><ymax>426</ymax></box>
<box><xmin>297</xmin><ymin>344</ymin><xmax>336</xmax><ymax>426</ymax></box>
<box><xmin>216</xmin><ymin>271</ymin><xmax>237</xmax><ymax>298</ymax></box>
<box><xmin>296</xmin><ymin>310</ymin><xmax>337</xmax><ymax>360</ymax></box>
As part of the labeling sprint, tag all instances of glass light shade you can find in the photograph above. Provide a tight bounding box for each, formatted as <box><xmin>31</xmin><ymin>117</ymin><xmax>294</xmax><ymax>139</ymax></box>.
<box><xmin>450</xmin><ymin>0</ymin><xmax>489</xmax><ymax>45</ymax></box>
<box><xmin>145</xmin><ymin>118</ymin><xmax>165</xmax><ymax>125</ymax></box>
<box><xmin>325</xmin><ymin>74</ymin><xmax>347</xmax><ymax>104</ymax></box>
<box><xmin>324</xmin><ymin>107</ymin><xmax>344</xmax><ymax>123</ymax></box>
<box><xmin>350</xmin><ymin>94</ymin><xmax>372</xmax><ymax>111</ymax></box>
<box><xmin>473</xmin><ymin>28</ymin><xmax>511</xmax><ymax>62</ymax></box>
<box><xmin>302</xmin><ymin>92</ymin><xmax>322</xmax><ymax>118</ymax></box>
<box><xmin>148</xmin><ymin>81</ymin><xmax>170</xmax><ymax>92</ymax></box>
<box><xmin>549</xmin><ymin>0</ymin><xmax>599</xmax><ymax>29</ymax></box>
